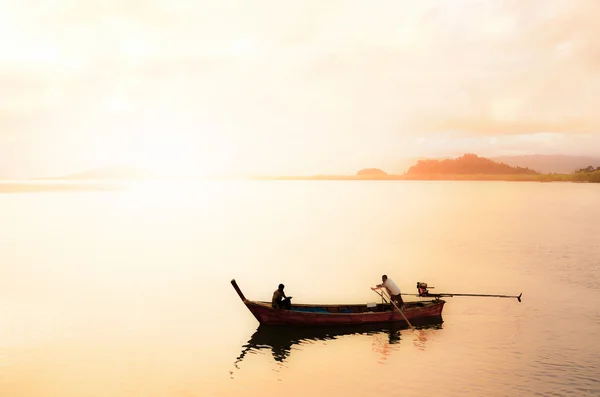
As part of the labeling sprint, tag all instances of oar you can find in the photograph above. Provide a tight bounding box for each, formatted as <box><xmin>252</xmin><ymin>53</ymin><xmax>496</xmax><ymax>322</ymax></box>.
<box><xmin>378</xmin><ymin>290</ymin><xmax>389</xmax><ymax>304</ymax></box>
<box><xmin>430</xmin><ymin>292</ymin><xmax>522</xmax><ymax>302</ymax></box>
<box><xmin>371</xmin><ymin>288</ymin><xmax>414</xmax><ymax>330</ymax></box>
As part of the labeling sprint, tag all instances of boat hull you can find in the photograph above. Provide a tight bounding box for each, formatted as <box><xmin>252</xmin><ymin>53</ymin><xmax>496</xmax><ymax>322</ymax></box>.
<box><xmin>243</xmin><ymin>299</ymin><xmax>445</xmax><ymax>326</ymax></box>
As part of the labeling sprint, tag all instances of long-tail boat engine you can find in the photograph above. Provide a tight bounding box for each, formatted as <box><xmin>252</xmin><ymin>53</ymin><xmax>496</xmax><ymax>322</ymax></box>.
<box><xmin>417</xmin><ymin>282</ymin><xmax>432</xmax><ymax>297</ymax></box>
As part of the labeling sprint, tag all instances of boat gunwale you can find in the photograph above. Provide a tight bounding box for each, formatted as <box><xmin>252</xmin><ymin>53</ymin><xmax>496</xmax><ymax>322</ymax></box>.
<box><xmin>246</xmin><ymin>299</ymin><xmax>445</xmax><ymax>317</ymax></box>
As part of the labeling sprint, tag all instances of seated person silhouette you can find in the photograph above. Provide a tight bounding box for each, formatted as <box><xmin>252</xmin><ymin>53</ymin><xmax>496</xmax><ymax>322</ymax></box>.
<box><xmin>272</xmin><ymin>283</ymin><xmax>292</xmax><ymax>309</ymax></box>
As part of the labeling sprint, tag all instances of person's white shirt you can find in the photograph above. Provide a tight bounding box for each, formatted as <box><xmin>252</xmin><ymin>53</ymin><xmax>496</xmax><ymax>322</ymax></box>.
<box><xmin>382</xmin><ymin>278</ymin><xmax>401</xmax><ymax>296</ymax></box>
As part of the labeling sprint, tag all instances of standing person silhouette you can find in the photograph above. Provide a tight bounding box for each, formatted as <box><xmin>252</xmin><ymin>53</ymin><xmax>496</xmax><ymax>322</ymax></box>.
<box><xmin>372</xmin><ymin>275</ymin><xmax>404</xmax><ymax>309</ymax></box>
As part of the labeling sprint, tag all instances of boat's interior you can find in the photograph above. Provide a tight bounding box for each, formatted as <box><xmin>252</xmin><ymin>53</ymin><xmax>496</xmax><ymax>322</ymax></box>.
<box><xmin>254</xmin><ymin>300</ymin><xmax>436</xmax><ymax>313</ymax></box>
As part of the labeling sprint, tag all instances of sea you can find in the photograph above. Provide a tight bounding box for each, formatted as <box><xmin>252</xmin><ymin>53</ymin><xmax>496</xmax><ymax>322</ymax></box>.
<box><xmin>0</xmin><ymin>180</ymin><xmax>599</xmax><ymax>397</ymax></box>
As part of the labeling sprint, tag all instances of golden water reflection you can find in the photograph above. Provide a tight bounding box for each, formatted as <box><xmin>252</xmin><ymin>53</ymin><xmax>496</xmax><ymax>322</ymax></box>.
<box><xmin>234</xmin><ymin>320</ymin><xmax>443</xmax><ymax>367</ymax></box>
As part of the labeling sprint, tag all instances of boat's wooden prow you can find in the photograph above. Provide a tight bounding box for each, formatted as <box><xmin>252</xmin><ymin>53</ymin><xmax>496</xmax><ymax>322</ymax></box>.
<box><xmin>231</xmin><ymin>279</ymin><xmax>247</xmax><ymax>301</ymax></box>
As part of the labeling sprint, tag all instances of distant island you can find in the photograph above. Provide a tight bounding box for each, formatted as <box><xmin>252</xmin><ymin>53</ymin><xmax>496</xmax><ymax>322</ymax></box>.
<box><xmin>406</xmin><ymin>153</ymin><xmax>538</xmax><ymax>176</ymax></box>
<box><xmin>401</xmin><ymin>154</ymin><xmax>599</xmax><ymax>182</ymax></box>
<box><xmin>356</xmin><ymin>168</ymin><xmax>388</xmax><ymax>177</ymax></box>
<box><xmin>254</xmin><ymin>154</ymin><xmax>600</xmax><ymax>183</ymax></box>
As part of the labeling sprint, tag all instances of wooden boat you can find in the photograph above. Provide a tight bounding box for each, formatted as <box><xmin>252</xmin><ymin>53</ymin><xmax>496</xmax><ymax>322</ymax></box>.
<box><xmin>231</xmin><ymin>279</ymin><xmax>445</xmax><ymax>327</ymax></box>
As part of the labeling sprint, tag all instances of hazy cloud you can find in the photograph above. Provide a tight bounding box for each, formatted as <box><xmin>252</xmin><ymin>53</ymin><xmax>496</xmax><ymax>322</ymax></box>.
<box><xmin>1</xmin><ymin>0</ymin><xmax>599</xmax><ymax>176</ymax></box>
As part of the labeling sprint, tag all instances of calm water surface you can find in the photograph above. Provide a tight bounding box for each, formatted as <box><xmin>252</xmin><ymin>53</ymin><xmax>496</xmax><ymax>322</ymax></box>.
<box><xmin>1</xmin><ymin>181</ymin><xmax>599</xmax><ymax>396</ymax></box>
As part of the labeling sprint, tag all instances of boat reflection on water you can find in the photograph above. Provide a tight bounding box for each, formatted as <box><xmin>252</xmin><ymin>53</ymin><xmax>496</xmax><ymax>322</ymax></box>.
<box><xmin>234</xmin><ymin>317</ymin><xmax>443</xmax><ymax>366</ymax></box>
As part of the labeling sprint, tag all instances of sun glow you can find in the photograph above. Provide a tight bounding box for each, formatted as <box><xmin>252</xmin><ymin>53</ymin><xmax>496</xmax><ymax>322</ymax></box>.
<box><xmin>128</xmin><ymin>133</ymin><xmax>241</xmax><ymax>178</ymax></box>
<box><xmin>130</xmin><ymin>138</ymin><xmax>201</xmax><ymax>178</ymax></box>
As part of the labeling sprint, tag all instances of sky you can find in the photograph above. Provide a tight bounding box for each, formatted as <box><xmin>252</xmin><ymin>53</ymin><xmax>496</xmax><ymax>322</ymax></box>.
<box><xmin>1</xmin><ymin>0</ymin><xmax>599</xmax><ymax>178</ymax></box>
